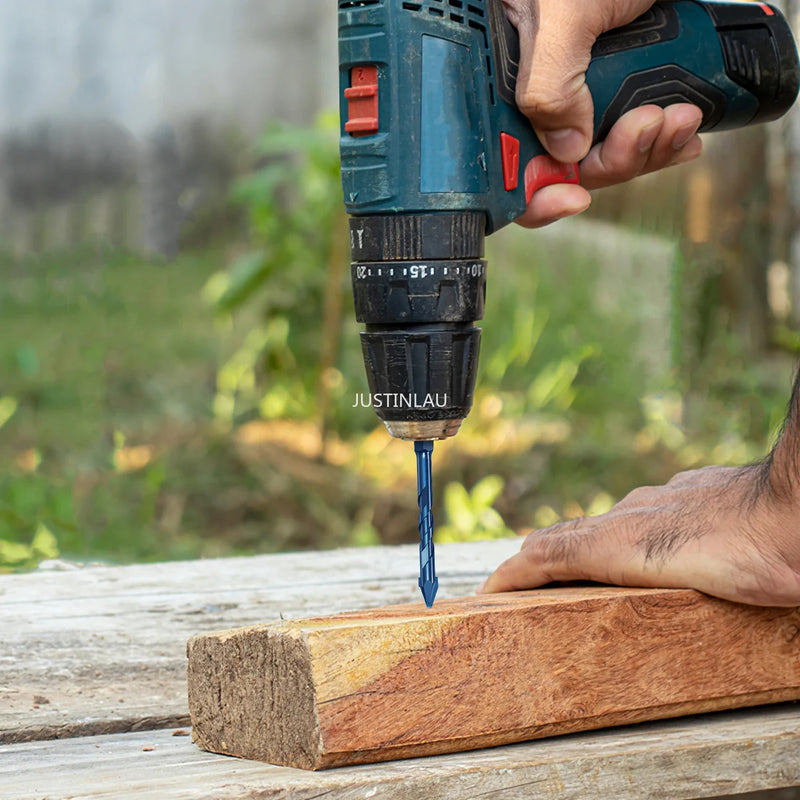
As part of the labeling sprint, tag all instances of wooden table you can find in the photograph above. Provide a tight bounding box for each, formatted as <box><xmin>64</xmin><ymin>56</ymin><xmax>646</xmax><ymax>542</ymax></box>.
<box><xmin>2</xmin><ymin>539</ymin><xmax>800</xmax><ymax>799</ymax></box>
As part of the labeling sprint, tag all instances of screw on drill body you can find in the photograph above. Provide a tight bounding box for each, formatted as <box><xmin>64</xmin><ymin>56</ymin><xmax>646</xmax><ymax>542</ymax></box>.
<box><xmin>415</xmin><ymin>440</ymin><xmax>438</xmax><ymax>608</ymax></box>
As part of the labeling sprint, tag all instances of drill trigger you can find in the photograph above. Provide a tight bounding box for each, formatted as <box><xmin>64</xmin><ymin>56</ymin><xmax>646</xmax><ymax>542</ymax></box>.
<box><xmin>524</xmin><ymin>156</ymin><xmax>581</xmax><ymax>205</ymax></box>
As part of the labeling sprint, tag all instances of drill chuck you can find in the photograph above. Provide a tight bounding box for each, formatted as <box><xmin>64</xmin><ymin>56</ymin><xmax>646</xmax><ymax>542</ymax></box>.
<box><xmin>350</xmin><ymin>212</ymin><xmax>486</xmax><ymax>440</ymax></box>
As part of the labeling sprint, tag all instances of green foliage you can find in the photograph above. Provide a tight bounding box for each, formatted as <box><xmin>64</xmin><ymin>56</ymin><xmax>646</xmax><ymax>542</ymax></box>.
<box><xmin>0</xmin><ymin>121</ymin><xmax>794</xmax><ymax>567</ymax></box>
<box><xmin>0</xmin><ymin>244</ymin><xmax>244</xmax><ymax>565</ymax></box>
<box><xmin>0</xmin><ymin>473</ymin><xmax>68</xmax><ymax>569</ymax></box>
<box><xmin>481</xmin><ymin>227</ymin><xmax>647</xmax><ymax>423</ymax></box>
<box><xmin>527</xmin><ymin>345</ymin><xmax>597</xmax><ymax>411</ymax></box>
<box><xmin>438</xmin><ymin>476</ymin><xmax>516</xmax><ymax>543</ymax></box>
<box><xmin>205</xmin><ymin>113</ymin><xmax>357</xmax><ymax>429</ymax></box>
<box><xmin>773</xmin><ymin>324</ymin><xmax>800</xmax><ymax>354</ymax></box>
<box><xmin>0</xmin><ymin>396</ymin><xmax>18</xmax><ymax>430</ymax></box>
<box><xmin>0</xmin><ymin>245</ymin><xmax>228</xmax><ymax>456</ymax></box>
<box><xmin>0</xmin><ymin>523</ymin><xmax>59</xmax><ymax>571</ymax></box>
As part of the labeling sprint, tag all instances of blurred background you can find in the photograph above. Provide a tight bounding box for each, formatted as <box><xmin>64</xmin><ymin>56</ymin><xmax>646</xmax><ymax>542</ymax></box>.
<box><xmin>3</xmin><ymin>0</ymin><xmax>800</xmax><ymax>570</ymax></box>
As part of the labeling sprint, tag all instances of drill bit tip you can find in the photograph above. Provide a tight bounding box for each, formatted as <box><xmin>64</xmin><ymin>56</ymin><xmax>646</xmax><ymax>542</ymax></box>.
<box><xmin>419</xmin><ymin>577</ymin><xmax>439</xmax><ymax>608</ymax></box>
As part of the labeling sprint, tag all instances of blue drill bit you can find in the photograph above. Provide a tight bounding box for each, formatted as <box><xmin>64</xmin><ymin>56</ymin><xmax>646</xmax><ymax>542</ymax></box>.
<box><xmin>414</xmin><ymin>440</ymin><xmax>438</xmax><ymax>608</ymax></box>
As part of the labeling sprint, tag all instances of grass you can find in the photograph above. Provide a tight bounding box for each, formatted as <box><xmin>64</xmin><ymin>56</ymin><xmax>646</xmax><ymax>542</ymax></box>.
<box><xmin>0</xmin><ymin>241</ymin><xmax>381</xmax><ymax>565</ymax></box>
<box><xmin>0</xmin><ymin>244</ymin><xmax>240</xmax><ymax>563</ymax></box>
<box><xmin>0</xmin><ymin>245</ymin><xmax>224</xmax><ymax>459</ymax></box>
<box><xmin>0</xmin><ymin>222</ymin><xmax>795</xmax><ymax>568</ymax></box>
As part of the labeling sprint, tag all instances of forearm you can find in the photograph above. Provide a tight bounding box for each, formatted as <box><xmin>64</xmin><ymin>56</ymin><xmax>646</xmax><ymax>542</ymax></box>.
<box><xmin>764</xmin><ymin>367</ymin><xmax>800</xmax><ymax>505</ymax></box>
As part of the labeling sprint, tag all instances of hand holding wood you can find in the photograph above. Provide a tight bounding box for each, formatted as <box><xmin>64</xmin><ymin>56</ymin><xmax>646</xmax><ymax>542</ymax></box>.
<box><xmin>480</xmin><ymin>461</ymin><xmax>800</xmax><ymax>606</ymax></box>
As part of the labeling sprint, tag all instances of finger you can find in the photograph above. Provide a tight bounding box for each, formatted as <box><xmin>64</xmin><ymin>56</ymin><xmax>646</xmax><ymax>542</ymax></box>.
<box><xmin>579</xmin><ymin>105</ymin><xmax>664</xmax><ymax>190</ymax></box>
<box><xmin>668</xmin><ymin>134</ymin><xmax>703</xmax><ymax>168</ymax></box>
<box><xmin>640</xmin><ymin>104</ymin><xmax>703</xmax><ymax>174</ymax></box>
<box><xmin>580</xmin><ymin>104</ymin><xmax>703</xmax><ymax>190</ymax></box>
<box><xmin>512</xmin><ymin>9</ymin><xmax>596</xmax><ymax>162</ymax></box>
<box><xmin>515</xmin><ymin>182</ymin><xmax>592</xmax><ymax>228</ymax></box>
<box><xmin>478</xmin><ymin>508</ymin><xmax>715</xmax><ymax>595</ymax></box>
<box><xmin>509</xmin><ymin>0</ymin><xmax>657</xmax><ymax>162</ymax></box>
<box><xmin>479</xmin><ymin>518</ymin><xmax>611</xmax><ymax>593</ymax></box>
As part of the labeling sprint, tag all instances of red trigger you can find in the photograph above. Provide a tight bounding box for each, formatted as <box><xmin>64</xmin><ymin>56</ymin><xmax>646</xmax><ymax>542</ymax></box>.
<box><xmin>524</xmin><ymin>156</ymin><xmax>580</xmax><ymax>204</ymax></box>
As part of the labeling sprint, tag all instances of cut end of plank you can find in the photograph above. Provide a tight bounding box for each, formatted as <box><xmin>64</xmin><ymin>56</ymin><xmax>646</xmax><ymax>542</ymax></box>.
<box><xmin>187</xmin><ymin>627</ymin><xmax>323</xmax><ymax>770</ymax></box>
<box><xmin>187</xmin><ymin>588</ymin><xmax>800</xmax><ymax>770</ymax></box>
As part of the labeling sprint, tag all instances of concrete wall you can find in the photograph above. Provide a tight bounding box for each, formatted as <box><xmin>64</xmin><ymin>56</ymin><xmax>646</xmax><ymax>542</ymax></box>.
<box><xmin>0</xmin><ymin>0</ymin><xmax>339</xmax><ymax>254</ymax></box>
<box><xmin>0</xmin><ymin>0</ymin><xmax>338</xmax><ymax>135</ymax></box>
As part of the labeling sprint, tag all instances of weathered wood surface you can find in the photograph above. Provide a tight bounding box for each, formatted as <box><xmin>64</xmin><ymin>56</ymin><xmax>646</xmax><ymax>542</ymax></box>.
<box><xmin>3</xmin><ymin>706</ymin><xmax>800</xmax><ymax>800</ymax></box>
<box><xmin>2</xmin><ymin>540</ymin><xmax>800</xmax><ymax>799</ymax></box>
<box><xmin>188</xmin><ymin>587</ymin><xmax>800</xmax><ymax>769</ymax></box>
<box><xmin>0</xmin><ymin>539</ymin><xmax>519</xmax><ymax>743</ymax></box>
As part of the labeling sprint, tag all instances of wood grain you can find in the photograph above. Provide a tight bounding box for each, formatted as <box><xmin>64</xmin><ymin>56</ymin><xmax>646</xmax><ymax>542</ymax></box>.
<box><xmin>4</xmin><ymin>706</ymin><xmax>800</xmax><ymax>800</ymax></box>
<box><xmin>0</xmin><ymin>539</ymin><xmax>519</xmax><ymax>743</ymax></box>
<box><xmin>187</xmin><ymin>587</ymin><xmax>800</xmax><ymax>770</ymax></box>
<box><xmin>4</xmin><ymin>542</ymin><xmax>800</xmax><ymax>799</ymax></box>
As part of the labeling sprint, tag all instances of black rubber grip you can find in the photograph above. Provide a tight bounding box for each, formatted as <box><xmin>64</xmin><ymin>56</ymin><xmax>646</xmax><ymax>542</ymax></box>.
<box><xmin>591</xmin><ymin>4</ymin><xmax>680</xmax><ymax>57</ymax></box>
<box><xmin>708</xmin><ymin>2</ymin><xmax>800</xmax><ymax>124</ymax></box>
<box><xmin>595</xmin><ymin>66</ymin><xmax>728</xmax><ymax>141</ymax></box>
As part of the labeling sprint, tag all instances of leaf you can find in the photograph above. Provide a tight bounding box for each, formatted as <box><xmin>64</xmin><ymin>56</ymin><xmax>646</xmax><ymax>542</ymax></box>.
<box><xmin>586</xmin><ymin>492</ymin><xmax>615</xmax><ymax>517</ymax></box>
<box><xmin>528</xmin><ymin>359</ymin><xmax>580</xmax><ymax>410</ymax></box>
<box><xmin>435</xmin><ymin>524</ymin><xmax>461</xmax><ymax>544</ymax></box>
<box><xmin>443</xmin><ymin>481</ymin><xmax>473</xmax><ymax>534</ymax></box>
<box><xmin>0</xmin><ymin>396</ymin><xmax>18</xmax><ymax>430</ymax></box>
<box><xmin>145</xmin><ymin>462</ymin><xmax>167</xmax><ymax>491</ymax></box>
<box><xmin>230</xmin><ymin>163</ymin><xmax>293</xmax><ymax>206</ymax></box>
<box><xmin>202</xmin><ymin>272</ymin><xmax>230</xmax><ymax>307</ymax></box>
<box><xmin>470</xmin><ymin>475</ymin><xmax>505</xmax><ymax>511</ymax></box>
<box><xmin>0</xmin><ymin>539</ymin><xmax>33</xmax><ymax>567</ymax></box>
<box><xmin>510</xmin><ymin>307</ymin><xmax>547</xmax><ymax>369</ymax></box>
<box><xmin>351</xmin><ymin>522</ymin><xmax>380</xmax><ymax>547</ymax></box>
<box><xmin>0</xmin><ymin>504</ymin><xmax>27</xmax><ymax>528</ymax></box>
<box><xmin>214</xmin><ymin>251</ymin><xmax>269</xmax><ymax>312</ymax></box>
<box><xmin>477</xmin><ymin>508</ymin><xmax>513</xmax><ymax>538</ymax></box>
<box><xmin>31</xmin><ymin>523</ymin><xmax>59</xmax><ymax>560</ymax></box>
<box><xmin>257</xmin><ymin>124</ymin><xmax>337</xmax><ymax>161</ymax></box>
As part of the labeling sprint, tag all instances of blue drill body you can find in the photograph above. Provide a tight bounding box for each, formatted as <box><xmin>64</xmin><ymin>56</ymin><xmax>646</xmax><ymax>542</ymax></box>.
<box><xmin>338</xmin><ymin>0</ymin><xmax>799</xmax><ymax>605</ymax></box>
<box><xmin>339</xmin><ymin>0</ymin><xmax>794</xmax><ymax>232</ymax></box>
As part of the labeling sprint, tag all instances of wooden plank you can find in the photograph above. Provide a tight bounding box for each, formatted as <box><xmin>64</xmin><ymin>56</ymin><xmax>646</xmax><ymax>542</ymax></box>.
<box><xmin>0</xmin><ymin>539</ymin><xmax>519</xmax><ymax>742</ymax></box>
<box><xmin>3</xmin><ymin>707</ymin><xmax>800</xmax><ymax>800</ymax></box>
<box><xmin>187</xmin><ymin>588</ymin><xmax>800</xmax><ymax>770</ymax></box>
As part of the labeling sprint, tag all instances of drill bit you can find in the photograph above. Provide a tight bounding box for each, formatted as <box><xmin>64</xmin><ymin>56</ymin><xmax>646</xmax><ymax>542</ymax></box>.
<box><xmin>414</xmin><ymin>440</ymin><xmax>438</xmax><ymax>608</ymax></box>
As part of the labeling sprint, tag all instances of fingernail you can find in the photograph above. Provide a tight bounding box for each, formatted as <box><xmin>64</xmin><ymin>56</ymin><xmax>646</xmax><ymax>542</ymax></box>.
<box><xmin>540</xmin><ymin>128</ymin><xmax>590</xmax><ymax>163</ymax></box>
<box><xmin>672</xmin><ymin>119</ymin><xmax>702</xmax><ymax>150</ymax></box>
<box><xmin>475</xmin><ymin>578</ymin><xmax>488</xmax><ymax>595</ymax></box>
<box><xmin>638</xmin><ymin>120</ymin><xmax>662</xmax><ymax>153</ymax></box>
<box><xmin>670</xmin><ymin>136</ymin><xmax>703</xmax><ymax>166</ymax></box>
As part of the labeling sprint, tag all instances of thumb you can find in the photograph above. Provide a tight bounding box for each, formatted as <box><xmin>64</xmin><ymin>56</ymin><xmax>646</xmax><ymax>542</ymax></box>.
<box><xmin>513</xmin><ymin>8</ymin><xmax>596</xmax><ymax>163</ymax></box>
<box><xmin>479</xmin><ymin>519</ymin><xmax>604</xmax><ymax>593</ymax></box>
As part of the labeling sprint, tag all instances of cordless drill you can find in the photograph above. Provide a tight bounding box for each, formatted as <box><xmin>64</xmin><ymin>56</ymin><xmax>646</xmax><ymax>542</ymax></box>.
<box><xmin>338</xmin><ymin>0</ymin><xmax>800</xmax><ymax>606</ymax></box>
